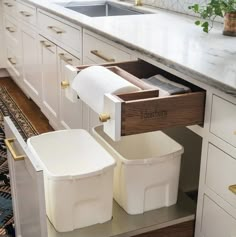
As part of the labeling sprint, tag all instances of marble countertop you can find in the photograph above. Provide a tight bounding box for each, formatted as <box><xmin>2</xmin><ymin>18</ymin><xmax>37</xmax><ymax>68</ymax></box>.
<box><xmin>24</xmin><ymin>0</ymin><xmax>236</xmax><ymax>96</ymax></box>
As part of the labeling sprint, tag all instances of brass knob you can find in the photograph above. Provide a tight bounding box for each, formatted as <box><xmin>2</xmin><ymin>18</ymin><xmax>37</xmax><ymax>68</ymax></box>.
<box><xmin>99</xmin><ymin>113</ymin><xmax>111</xmax><ymax>122</ymax></box>
<box><xmin>61</xmin><ymin>80</ymin><xmax>70</xmax><ymax>89</ymax></box>
<box><xmin>229</xmin><ymin>185</ymin><xmax>236</xmax><ymax>194</ymax></box>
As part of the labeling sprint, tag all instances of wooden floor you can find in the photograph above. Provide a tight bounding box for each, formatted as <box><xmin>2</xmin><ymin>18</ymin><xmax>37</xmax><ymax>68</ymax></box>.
<box><xmin>0</xmin><ymin>75</ymin><xmax>195</xmax><ymax>237</ymax></box>
<box><xmin>0</xmin><ymin>77</ymin><xmax>53</xmax><ymax>134</ymax></box>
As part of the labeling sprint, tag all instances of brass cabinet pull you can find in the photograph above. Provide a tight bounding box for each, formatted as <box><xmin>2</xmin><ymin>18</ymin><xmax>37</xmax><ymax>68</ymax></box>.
<box><xmin>90</xmin><ymin>50</ymin><xmax>115</xmax><ymax>62</ymax></box>
<box><xmin>99</xmin><ymin>113</ymin><xmax>111</xmax><ymax>122</ymax></box>
<box><xmin>5</xmin><ymin>26</ymin><xmax>16</xmax><ymax>33</ymax></box>
<box><xmin>4</xmin><ymin>2</ymin><xmax>13</xmax><ymax>7</ymax></box>
<box><xmin>5</xmin><ymin>138</ymin><xmax>25</xmax><ymax>161</ymax></box>
<box><xmin>229</xmin><ymin>185</ymin><xmax>236</xmax><ymax>194</ymax></box>
<box><xmin>61</xmin><ymin>80</ymin><xmax>70</xmax><ymax>89</ymax></box>
<box><xmin>59</xmin><ymin>53</ymin><xmax>73</xmax><ymax>65</ymax></box>
<box><xmin>48</xmin><ymin>26</ymin><xmax>65</xmax><ymax>34</ymax></box>
<box><xmin>40</xmin><ymin>40</ymin><xmax>52</xmax><ymax>48</ymax></box>
<box><xmin>19</xmin><ymin>10</ymin><xmax>32</xmax><ymax>17</ymax></box>
<box><xmin>8</xmin><ymin>57</ymin><xmax>16</xmax><ymax>65</ymax></box>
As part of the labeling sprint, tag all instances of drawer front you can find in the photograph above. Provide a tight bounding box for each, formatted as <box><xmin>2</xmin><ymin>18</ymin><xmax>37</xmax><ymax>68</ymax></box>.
<box><xmin>17</xmin><ymin>1</ymin><xmax>36</xmax><ymax>26</ymax></box>
<box><xmin>201</xmin><ymin>195</ymin><xmax>236</xmax><ymax>237</ymax></box>
<box><xmin>38</xmin><ymin>12</ymin><xmax>81</xmax><ymax>53</ymax></box>
<box><xmin>4</xmin><ymin>15</ymin><xmax>19</xmax><ymax>45</ymax></box>
<box><xmin>83</xmin><ymin>32</ymin><xmax>131</xmax><ymax>63</ymax></box>
<box><xmin>206</xmin><ymin>144</ymin><xmax>236</xmax><ymax>209</ymax></box>
<box><xmin>6</xmin><ymin>43</ymin><xmax>21</xmax><ymax>78</ymax></box>
<box><xmin>4</xmin><ymin>117</ymin><xmax>47</xmax><ymax>237</ymax></box>
<box><xmin>210</xmin><ymin>95</ymin><xmax>236</xmax><ymax>148</ymax></box>
<box><xmin>2</xmin><ymin>0</ymin><xmax>16</xmax><ymax>16</ymax></box>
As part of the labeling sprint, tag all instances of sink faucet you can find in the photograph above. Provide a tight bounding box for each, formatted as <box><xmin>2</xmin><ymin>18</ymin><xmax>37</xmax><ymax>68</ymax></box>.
<box><xmin>134</xmin><ymin>0</ymin><xmax>142</xmax><ymax>6</ymax></box>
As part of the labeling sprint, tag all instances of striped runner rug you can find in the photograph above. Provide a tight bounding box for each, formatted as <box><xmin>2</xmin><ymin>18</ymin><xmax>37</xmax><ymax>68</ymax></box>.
<box><xmin>0</xmin><ymin>87</ymin><xmax>38</xmax><ymax>236</ymax></box>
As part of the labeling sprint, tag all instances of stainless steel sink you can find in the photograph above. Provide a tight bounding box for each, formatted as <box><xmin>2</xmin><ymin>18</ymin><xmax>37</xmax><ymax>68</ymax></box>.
<box><xmin>57</xmin><ymin>1</ymin><xmax>151</xmax><ymax>17</ymax></box>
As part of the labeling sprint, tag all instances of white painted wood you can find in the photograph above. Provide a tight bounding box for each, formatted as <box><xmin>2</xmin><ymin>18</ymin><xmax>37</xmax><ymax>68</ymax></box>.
<box><xmin>57</xmin><ymin>47</ymin><xmax>83</xmax><ymax>129</ymax></box>
<box><xmin>210</xmin><ymin>95</ymin><xmax>236</xmax><ymax>148</ymax></box>
<box><xmin>2</xmin><ymin>0</ymin><xmax>17</xmax><ymax>17</ymax></box>
<box><xmin>21</xmin><ymin>24</ymin><xmax>41</xmax><ymax>106</ymax></box>
<box><xmin>39</xmin><ymin>35</ymin><xmax>59</xmax><ymax>129</ymax></box>
<box><xmin>16</xmin><ymin>0</ymin><xmax>36</xmax><ymax>26</ymax></box>
<box><xmin>83</xmin><ymin>30</ymin><xmax>132</xmax><ymax>64</ymax></box>
<box><xmin>38</xmin><ymin>11</ymin><xmax>82</xmax><ymax>54</ymax></box>
<box><xmin>4</xmin><ymin>116</ymin><xmax>48</xmax><ymax>237</ymax></box>
<box><xmin>206</xmin><ymin>144</ymin><xmax>236</xmax><ymax>210</ymax></box>
<box><xmin>201</xmin><ymin>195</ymin><xmax>236</xmax><ymax>237</ymax></box>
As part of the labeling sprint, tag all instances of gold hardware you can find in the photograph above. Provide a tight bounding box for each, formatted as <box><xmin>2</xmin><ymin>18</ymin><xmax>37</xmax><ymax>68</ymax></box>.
<box><xmin>61</xmin><ymin>80</ymin><xmax>70</xmax><ymax>89</ymax></box>
<box><xmin>90</xmin><ymin>50</ymin><xmax>115</xmax><ymax>62</ymax></box>
<box><xmin>229</xmin><ymin>185</ymin><xmax>236</xmax><ymax>194</ymax></box>
<box><xmin>234</xmin><ymin>131</ymin><xmax>236</xmax><ymax>135</ymax></box>
<box><xmin>5</xmin><ymin>138</ymin><xmax>25</xmax><ymax>161</ymax></box>
<box><xmin>6</xmin><ymin>26</ymin><xmax>15</xmax><ymax>33</ymax></box>
<box><xmin>40</xmin><ymin>40</ymin><xmax>53</xmax><ymax>48</ymax></box>
<box><xmin>99</xmin><ymin>113</ymin><xmax>111</xmax><ymax>122</ymax></box>
<box><xmin>8</xmin><ymin>57</ymin><xmax>16</xmax><ymax>65</ymax></box>
<box><xmin>134</xmin><ymin>0</ymin><xmax>142</xmax><ymax>6</ymax></box>
<box><xmin>59</xmin><ymin>53</ymin><xmax>73</xmax><ymax>65</ymax></box>
<box><xmin>4</xmin><ymin>2</ymin><xmax>13</xmax><ymax>7</ymax></box>
<box><xmin>19</xmin><ymin>11</ymin><xmax>32</xmax><ymax>17</ymax></box>
<box><xmin>48</xmin><ymin>26</ymin><xmax>65</xmax><ymax>34</ymax></box>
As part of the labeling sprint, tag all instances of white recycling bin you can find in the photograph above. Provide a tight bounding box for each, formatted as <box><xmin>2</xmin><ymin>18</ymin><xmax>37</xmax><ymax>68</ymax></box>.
<box><xmin>27</xmin><ymin>129</ymin><xmax>116</xmax><ymax>232</ymax></box>
<box><xmin>93</xmin><ymin>126</ymin><xmax>184</xmax><ymax>215</ymax></box>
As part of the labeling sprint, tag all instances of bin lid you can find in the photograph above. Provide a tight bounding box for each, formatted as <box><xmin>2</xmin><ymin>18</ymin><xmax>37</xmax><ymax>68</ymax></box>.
<box><xmin>27</xmin><ymin>130</ymin><xmax>116</xmax><ymax>180</ymax></box>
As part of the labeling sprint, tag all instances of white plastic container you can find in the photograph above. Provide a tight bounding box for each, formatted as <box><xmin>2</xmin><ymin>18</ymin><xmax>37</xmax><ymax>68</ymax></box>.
<box><xmin>93</xmin><ymin>126</ymin><xmax>184</xmax><ymax>215</ymax></box>
<box><xmin>27</xmin><ymin>129</ymin><xmax>116</xmax><ymax>232</ymax></box>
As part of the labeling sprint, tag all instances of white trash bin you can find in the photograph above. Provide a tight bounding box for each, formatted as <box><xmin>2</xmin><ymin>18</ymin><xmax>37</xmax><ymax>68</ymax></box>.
<box><xmin>27</xmin><ymin>129</ymin><xmax>116</xmax><ymax>232</ymax></box>
<box><xmin>93</xmin><ymin>126</ymin><xmax>184</xmax><ymax>215</ymax></box>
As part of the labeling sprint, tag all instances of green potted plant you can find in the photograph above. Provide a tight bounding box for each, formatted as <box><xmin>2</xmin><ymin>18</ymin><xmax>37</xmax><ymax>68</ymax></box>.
<box><xmin>189</xmin><ymin>0</ymin><xmax>236</xmax><ymax>36</ymax></box>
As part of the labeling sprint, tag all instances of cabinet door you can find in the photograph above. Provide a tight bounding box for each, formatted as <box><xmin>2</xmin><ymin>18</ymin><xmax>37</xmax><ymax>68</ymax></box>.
<box><xmin>21</xmin><ymin>25</ymin><xmax>41</xmax><ymax>106</ymax></box>
<box><xmin>57</xmin><ymin>47</ymin><xmax>83</xmax><ymax>129</ymax></box>
<box><xmin>4</xmin><ymin>116</ymin><xmax>47</xmax><ymax>237</ymax></box>
<box><xmin>39</xmin><ymin>36</ymin><xmax>59</xmax><ymax>129</ymax></box>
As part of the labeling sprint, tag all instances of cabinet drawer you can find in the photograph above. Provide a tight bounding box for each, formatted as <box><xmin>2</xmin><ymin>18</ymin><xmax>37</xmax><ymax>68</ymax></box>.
<box><xmin>83</xmin><ymin>31</ymin><xmax>132</xmax><ymax>63</ymax></box>
<box><xmin>201</xmin><ymin>195</ymin><xmax>236</xmax><ymax>237</ymax></box>
<box><xmin>210</xmin><ymin>95</ymin><xmax>236</xmax><ymax>148</ymax></box>
<box><xmin>17</xmin><ymin>1</ymin><xmax>36</xmax><ymax>26</ymax></box>
<box><xmin>38</xmin><ymin>12</ymin><xmax>82</xmax><ymax>53</ymax></box>
<box><xmin>74</xmin><ymin>60</ymin><xmax>205</xmax><ymax>140</ymax></box>
<box><xmin>4</xmin><ymin>15</ymin><xmax>19</xmax><ymax>45</ymax></box>
<box><xmin>206</xmin><ymin>144</ymin><xmax>236</xmax><ymax>209</ymax></box>
<box><xmin>2</xmin><ymin>0</ymin><xmax>16</xmax><ymax>16</ymax></box>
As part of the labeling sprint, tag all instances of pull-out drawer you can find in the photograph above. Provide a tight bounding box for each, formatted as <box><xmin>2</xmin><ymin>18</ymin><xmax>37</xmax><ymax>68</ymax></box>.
<box><xmin>17</xmin><ymin>1</ymin><xmax>36</xmax><ymax>26</ymax></box>
<box><xmin>201</xmin><ymin>195</ymin><xmax>236</xmax><ymax>237</ymax></box>
<box><xmin>4</xmin><ymin>14</ymin><xmax>19</xmax><ymax>45</ymax></box>
<box><xmin>210</xmin><ymin>95</ymin><xmax>236</xmax><ymax>148</ymax></box>
<box><xmin>83</xmin><ymin>31</ymin><xmax>132</xmax><ymax>63</ymax></box>
<box><xmin>206</xmin><ymin>144</ymin><xmax>236</xmax><ymax>210</ymax></box>
<box><xmin>4</xmin><ymin>117</ymin><xmax>47</xmax><ymax>237</ymax></box>
<box><xmin>2</xmin><ymin>0</ymin><xmax>16</xmax><ymax>16</ymax></box>
<box><xmin>72</xmin><ymin>60</ymin><xmax>205</xmax><ymax>140</ymax></box>
<box><xmin>38</xmin><ymin>11</ymin><xmax>82</xmax><ymax>54</ymax></box>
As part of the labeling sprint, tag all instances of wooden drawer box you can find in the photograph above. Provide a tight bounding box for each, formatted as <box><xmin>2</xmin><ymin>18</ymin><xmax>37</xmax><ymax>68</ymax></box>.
<box><xmin>38</xmin><ymin>11</ymin><xmax>82</xmax><ymax>54</ymax></box>
<box><xmin>75</xmin><ymin>60</ymin><xmax>206</xmax><ymax>140</ymax></box>
<box><xmin>83</xmin><ymin>31</ymin><xmax>132</xmax><ymax>63</ymax></box>
<box><xmin>17</xmin><ymin>1</ymin><xmax>36</xmax><ymax>26</ymax></box>
<box><xmin>210</xmin><ymin>95</ymin><xmax>236</xmax><ymax>148</ymax></box>
<box><xmin>201</xmin><ymin>195</ymin><xmax>236</xmax><ymax>237</ymax></box>
<box><xmin>206</xmin><ymin>143</ymin><xmax>236</xmax><ymax>209</ymax></box>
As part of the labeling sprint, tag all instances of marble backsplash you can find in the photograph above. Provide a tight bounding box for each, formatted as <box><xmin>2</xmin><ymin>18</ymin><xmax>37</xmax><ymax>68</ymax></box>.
<box><xmin>141</xmin><ymin>0</ymin><xmax>207</xmax><ymax>17</ymax></box>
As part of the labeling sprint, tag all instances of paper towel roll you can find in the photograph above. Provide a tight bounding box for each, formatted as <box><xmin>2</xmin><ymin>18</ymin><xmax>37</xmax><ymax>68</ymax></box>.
<box><xmin>71</xmin><ymin>66</ymin><xmax>141</xmax><ymax>114</ymax></box>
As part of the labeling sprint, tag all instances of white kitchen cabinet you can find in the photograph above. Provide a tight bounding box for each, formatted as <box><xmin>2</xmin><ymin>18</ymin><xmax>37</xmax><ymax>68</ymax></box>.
<box><xmin>57</xmin><ymin>47</ymin><xmax>83</xmax><ymax>129</ymax></box>
<box><xmin>4</xmin><ymin>116</ymin><xmax>47</xmax><ymax>237</ymax></box>
<box><xmin>0</xmin><ymin>2</ymin><xmax>4</xmax><ymax>68</ymax></box>
<box><xmin>39</xmin><ymin>35</ymin><xmax>59</xmax><ymax>129</ymax></box>
<box><xmin>21</xmin><ymin>24</ymin><xmax>41</xmax><ymax>106</ymax></box>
